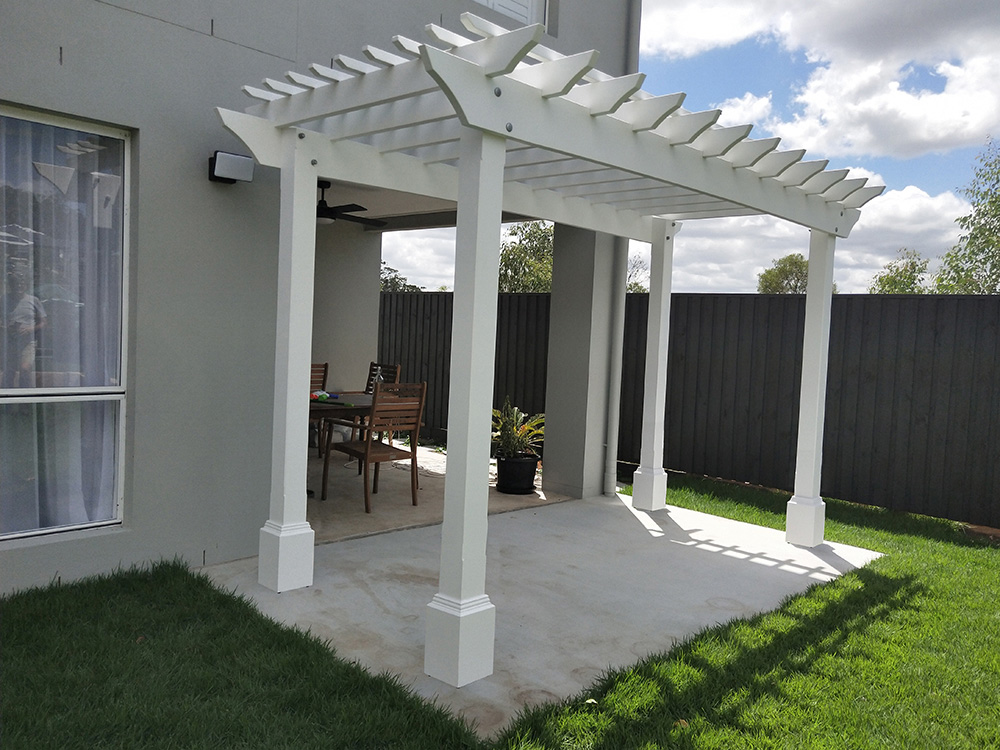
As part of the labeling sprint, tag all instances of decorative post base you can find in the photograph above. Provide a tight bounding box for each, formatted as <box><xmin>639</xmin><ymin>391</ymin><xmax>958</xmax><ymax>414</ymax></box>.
<box><xmin>631</xmin><ymin>466</ymin><xmax>668</xmax><ymax>511</ymax></box>
<box><xmin>258</xmin><ymin>521</ymin><xmax>315</xmax><ymax>592</ymax></box>
<box><xmin>424</xmin><ymin>593</ymin><xmax>496</xmax><ymax>687</ymax></box>
<box><xmin>785</xmin><ymin>496</ymin><xmax>826</xmax><ymax>547</ymax></box>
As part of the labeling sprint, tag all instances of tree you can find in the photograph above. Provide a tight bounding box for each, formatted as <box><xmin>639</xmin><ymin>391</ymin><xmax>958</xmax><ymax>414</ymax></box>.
<box><xmin>498</xmin><ymin>221</ymin><xmax>553</xmax><ymax>292</ymax></box>
<box><xmin>626</xmin><ymin>255</ymin><xmax>649</xmax><ymax>293</ymax></box>
<box><xmin>868</xmin><ymin>248</ymin><xmax>931</xmax><ymax>294</ymax></box>
<box><xmin>934</xmin><ymin>138</ymin><xmax>1000</xmax><ymax>294</ymax></box>
<box><xmin>758</xmin><ymin>253</ymin><xmax>808</xmax><ymax>293</ymax></box>
<box><xmin>380</xmin><ymin>261</ymin><xmax>421</xmax><ymax>292</ymax></box>
<box><xmin>757</xmin><ymin>252</ymin><xmax>837</xmax><ymax>294</ymax></box>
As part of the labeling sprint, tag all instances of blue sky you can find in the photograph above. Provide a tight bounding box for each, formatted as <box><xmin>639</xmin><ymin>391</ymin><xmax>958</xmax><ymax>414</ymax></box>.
<box><xmin>639</xmin><ymin>42</ymin><xmax>979</xmax><ymax>197</ymax></box>
<box><xmin>383</xmin><ymin>0</ymin><xmax>1000</xmax><ymax>293</ymax></box>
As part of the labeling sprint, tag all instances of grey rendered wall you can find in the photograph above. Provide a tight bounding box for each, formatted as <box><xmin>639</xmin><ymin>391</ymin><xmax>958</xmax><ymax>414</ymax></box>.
<box><xmin>312</xmin><ymin>222</ymin><xmax>381</xmax><ymax>390</ymax></box>
<box><xmin>0</xmin><ymin>0</ymin><xmax>632</xmax><ymax>593</ymax></box>
<box><xmin>1</xmin><ymin>0</ymin><xmax>288</xmax><ymax>592</ymax></box>
<box><xmin>542</xmin><ymin>226</ymin><xmax>617</xmax><ymax>498</ymax></box>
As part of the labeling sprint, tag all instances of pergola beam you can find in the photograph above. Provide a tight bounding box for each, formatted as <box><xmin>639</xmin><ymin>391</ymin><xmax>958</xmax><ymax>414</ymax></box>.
<box><xmin>421</xmin><ymin>46</ymin><xmax>862</xmax><ymax>236</ymax></box>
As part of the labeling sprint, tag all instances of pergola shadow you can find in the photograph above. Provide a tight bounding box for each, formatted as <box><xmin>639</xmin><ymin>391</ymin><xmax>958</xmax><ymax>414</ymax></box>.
<box><xmin>204</xmin><ymin>492</ymin><xmax>882</xmax><ymax>737</ymax></box>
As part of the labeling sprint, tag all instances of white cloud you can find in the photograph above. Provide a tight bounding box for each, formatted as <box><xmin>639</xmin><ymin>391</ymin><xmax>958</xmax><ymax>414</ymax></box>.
<box><xmin>641</xmin><ymin>0</ymin><xmax>1000</xmax><ymax>158</ymax></box>
<box><xmin>629</xmin><ymin>216</ymin><xmax>809</xmax><ymax>294</ymax></box>
<box><xmin>641</xmin><ymin>0</ymin><xmax>785</xmax><ymax>59</ymax></box>
<box><xmin>840</xmin><ymin>186</ymin><xmax>967</xmax><ymax>289</ymax></box>
<box><xmin>626</xmin><ymin>183</ymin><xmax>965</xmax><ymax>294</ymax></box>
<box><xmin>381</xmin><ymin>228</ymin><xmax>456</xmax><ymax>290</ymax></box>
<box><xmin>773</xmin><ymin>55</ymin><xmax>1000</xmax><ymax>157</ymax></box>
<box><xmin>715</xmin><ymin>92</ymin><xmax>774</xmax><ymax>128</ymax></box>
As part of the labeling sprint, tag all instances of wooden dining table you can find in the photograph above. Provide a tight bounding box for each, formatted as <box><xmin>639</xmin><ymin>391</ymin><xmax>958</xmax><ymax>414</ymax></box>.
<box><xmin>309</xmin><ymin>392</ymin><xmax>373</xmax><ymax>421</ymax></box>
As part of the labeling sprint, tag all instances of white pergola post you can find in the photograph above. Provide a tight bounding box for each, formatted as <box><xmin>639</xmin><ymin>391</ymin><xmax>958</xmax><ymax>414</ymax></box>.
<box><xmin>424</xmin><ymin>128</ymin><xmax>505</xmax><ymax>687</ymax></box>
<box><xmin>258</xmin><ymin>137</ymin><xmax>318</xmax><ymax>592</ymax></box>
<box><xmin>632</xmin><ymin>218</ymin><xmax>678</xmax><ymax>511</ymax></box>
<box><xmin>786</xmin><ymin>229</ymin><xmax>836</xmax><ymax>546</ymax></box>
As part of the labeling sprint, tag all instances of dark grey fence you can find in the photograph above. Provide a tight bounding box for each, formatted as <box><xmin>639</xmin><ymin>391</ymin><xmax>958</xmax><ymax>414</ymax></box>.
<box><xmin>378</xmin><ymin>293</ymin><xmax>550</xmax><ymax>442</ymax></box>
<box><xmin>379</xmin><ymin>291</ymin><xmax>1000</xmax><ymax>528</ymax></box>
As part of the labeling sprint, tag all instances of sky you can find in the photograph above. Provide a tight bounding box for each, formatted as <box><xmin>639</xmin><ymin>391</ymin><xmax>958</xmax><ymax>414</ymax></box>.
<box><xmin>382</xmin><ymin>0</ymin><xmax>1000</xmax><ymax>293</ymax></box>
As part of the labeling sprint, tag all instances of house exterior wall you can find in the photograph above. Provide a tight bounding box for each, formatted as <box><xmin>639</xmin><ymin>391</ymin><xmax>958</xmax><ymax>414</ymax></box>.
<box><xmin>0</xmin><ymin>0</ymin><xmax>632</xmax><ymax>593</ymax></box>
<box><xmin>543</xmin><ymin>226</ymin><xmax>618</xmax><ymax>498</ymax></box>
<box><xmin>312</xmin><ymin>221</ymin><xmax>381</xmax><ymax>391</ymax></box>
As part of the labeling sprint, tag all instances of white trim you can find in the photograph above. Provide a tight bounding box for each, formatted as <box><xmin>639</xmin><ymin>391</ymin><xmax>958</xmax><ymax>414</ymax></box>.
<box><xmin>0</xmin><ymin>518</ymin><xmax>121</xmax><ymax>543</ymax></box>
<box><xmin>472</xmin><ymin>0</ymin><xmax>546</xmax><ymax>26</ymax></box>
<box><xmin>0</xmin><ymin>392</ymin><xmax>125</xmax><ymax>404</ymax></box>
<box><xmin>0</xmin><ymin>102</ymin><xmax>132</xmax><ymax>143</ymax></box>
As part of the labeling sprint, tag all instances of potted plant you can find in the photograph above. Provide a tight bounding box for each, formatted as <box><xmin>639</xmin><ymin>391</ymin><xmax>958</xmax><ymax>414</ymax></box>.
<box><xmin>491</xmin><ymin>396</ymin><xmax>545</xmax><ymax>494</ymax></box>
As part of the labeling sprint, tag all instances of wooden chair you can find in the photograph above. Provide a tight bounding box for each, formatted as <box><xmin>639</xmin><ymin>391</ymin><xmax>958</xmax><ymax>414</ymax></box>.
<box><xmin>362</xmin><ymin>362</ymin><xmax>400</xmax><ymax>393</ymax></box>
<box><xmin>310</xmin><ymin>363</ymin><xmax>328</xmax><ymax>457</ymax></box>
<box><xmin>336</xmin><ymin>362</ymin><xmax>401</xmax><ymax>450</ymax></box>
<box><xmin>321</xmin><ymin>381</ymin><xmax>426</xmax><ymax>512</ymax></box>
<box><xmin>310</xmin><ymin>363</ymin><xmax>328</xmax><ymax>392</ymax></box>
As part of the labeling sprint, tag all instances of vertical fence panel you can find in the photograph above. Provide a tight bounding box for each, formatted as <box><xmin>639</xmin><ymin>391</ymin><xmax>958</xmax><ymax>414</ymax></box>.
<box><xmin>620</xmin><ymin>294</ymin><xmax>648</xmax><ymax>464</ymax></box>
<box><xmin>968</xmin><ymin>299</ymin><xmax>1000</xmax><ymax>521</ymax></box>
<box><xmin>380</xmin><ymin>291</ymin><xmax>1000</xmax><ymax>527</ymax></box>
<box><xmin>889</xmin><ymin>296</ymin><xmax>920</xmax><ymax>511</ymax></box>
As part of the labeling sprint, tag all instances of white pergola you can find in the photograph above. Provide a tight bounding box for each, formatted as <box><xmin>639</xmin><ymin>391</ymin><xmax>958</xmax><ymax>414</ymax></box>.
<box><xmin>217</xmin><ymin>14</ymin><xmax>882</xmax><ymax>687</ymax></box>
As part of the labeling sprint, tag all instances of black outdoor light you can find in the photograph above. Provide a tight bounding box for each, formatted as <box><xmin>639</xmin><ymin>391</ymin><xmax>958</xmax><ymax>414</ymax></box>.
<box><xmin>208</xmin><ymin>151</ymin><xmax>254</xmax><ymax>183</ymax></box>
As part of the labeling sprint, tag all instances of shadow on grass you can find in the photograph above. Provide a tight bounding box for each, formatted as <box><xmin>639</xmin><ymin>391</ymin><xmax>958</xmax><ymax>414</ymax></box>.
<box><xmin>492</xmin><ymin>564</ymin><xmax>924</xmax><ymax>749</ymax></box>
<box><xmin>659</xmin><ymin>471</ymin><xmax>973</xmax><ymax>548</ymax></box>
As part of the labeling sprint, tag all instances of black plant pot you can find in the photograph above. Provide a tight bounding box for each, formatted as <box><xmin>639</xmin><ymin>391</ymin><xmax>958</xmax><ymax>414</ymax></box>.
<box><xmin>496</xmin><ymin>453</ymin><xmax>539</xmax><ymax>494</ymax></box>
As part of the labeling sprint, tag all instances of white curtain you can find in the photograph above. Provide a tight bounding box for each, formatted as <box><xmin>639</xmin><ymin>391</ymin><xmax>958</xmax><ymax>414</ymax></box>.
<box><xmin>1</xmin><ymin>112</ymin><xmax>123</xmax><ymax>536</ymax></box>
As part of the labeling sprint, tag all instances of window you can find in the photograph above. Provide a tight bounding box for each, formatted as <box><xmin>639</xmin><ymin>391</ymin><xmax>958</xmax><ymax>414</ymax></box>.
<box><xmin>474</xmin><ymin>0</ymin><xmax>547</xmax><ymax>26</ymax></box>
<box><xmin>1</xmin><ymin>106</ymin><xmax>128</xmax><ymax>538</ymax></box>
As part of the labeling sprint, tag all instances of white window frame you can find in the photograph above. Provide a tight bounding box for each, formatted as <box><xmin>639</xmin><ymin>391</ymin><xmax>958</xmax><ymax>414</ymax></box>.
<box><xmin>473</xmin><ymin>0</ymin><xmax>547</xmax><ymax>26</ymax></box>
<box><xmin>0</xmin><ymin>103</ymin><xmax>130</xmax><ymax>540</ymax></box>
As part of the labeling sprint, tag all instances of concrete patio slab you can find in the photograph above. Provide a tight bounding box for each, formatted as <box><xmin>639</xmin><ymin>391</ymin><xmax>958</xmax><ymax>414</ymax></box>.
<box><xmin>203</xmin><ymin>486</ymin><xmax>879</xmax><ymax>738</ymax></box>
<box><xmin>305</xmin><ymin>445</ymin><xmax>573</xmax><ymax>543</ymax></box>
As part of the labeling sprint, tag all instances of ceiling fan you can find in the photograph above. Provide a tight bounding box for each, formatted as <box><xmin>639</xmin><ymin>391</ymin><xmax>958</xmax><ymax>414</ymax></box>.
<box><xmin>316</xmin><ymin>181</ymin><xmax>386</xmax><ymax>227</ymax></box>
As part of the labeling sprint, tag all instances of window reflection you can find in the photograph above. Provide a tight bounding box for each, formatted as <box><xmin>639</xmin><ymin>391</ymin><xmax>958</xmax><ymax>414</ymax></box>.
<box><xmin>1</xmin><ymin>115</ymin><xmax>123</xmax><ymax>389</ymax></box>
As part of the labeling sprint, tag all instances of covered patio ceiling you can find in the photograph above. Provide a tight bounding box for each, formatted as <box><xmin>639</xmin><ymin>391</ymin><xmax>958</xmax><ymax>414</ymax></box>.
<box><xmin>220</xmin><ymin>13</ymin><xmax>882</xmax><ymax>242</ymax></box>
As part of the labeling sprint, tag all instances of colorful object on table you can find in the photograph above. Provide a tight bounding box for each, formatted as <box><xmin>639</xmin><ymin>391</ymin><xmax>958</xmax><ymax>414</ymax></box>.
<box><xmin>311</xmin><ymin>390</ymin><xmax>336</xmax><ymax>401</ymax></box>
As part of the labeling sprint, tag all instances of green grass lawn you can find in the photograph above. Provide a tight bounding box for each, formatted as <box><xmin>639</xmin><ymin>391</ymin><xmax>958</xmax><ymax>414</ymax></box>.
<box><xmin>0</xmin><ymin>560</ymin><xmax>480</xmax><ymax>750</ymax></box>
<box><xmin>3</xmin><ymin>476</ymin><xmax>999</xmax><ymax>749</ymax></box>
<box><xmin>492</xmin><ymin>475</ymin><xmax>1000</xmax><ymax>749</ymax></box>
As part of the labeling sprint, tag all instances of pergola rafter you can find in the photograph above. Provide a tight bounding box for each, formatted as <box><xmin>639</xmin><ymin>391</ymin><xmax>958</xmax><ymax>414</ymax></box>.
<box><xmin>227</xmin><ymin>13</ymin><xmax>881</xmax><ymax>242</ymax></box>
<box><xmin>217</xmin><ymin>12</ymin><xmax>884</xmax><ymax>690</ymax></box>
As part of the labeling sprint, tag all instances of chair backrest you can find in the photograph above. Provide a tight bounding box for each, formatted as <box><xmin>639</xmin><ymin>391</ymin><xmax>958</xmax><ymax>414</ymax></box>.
<box><xmin>310</xmin><ymin>363</ymin><xmax>328</xmax><ymax>392</ymax></box>
<box><xmin>363</xmin><ymin>361</ymin><xmax>400</xmax><ymax>394</ymax></box>
<box><xmin>367</xmin><ymin>381</ymin><xmax>426</xmax><ymax>438</ymax></box>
